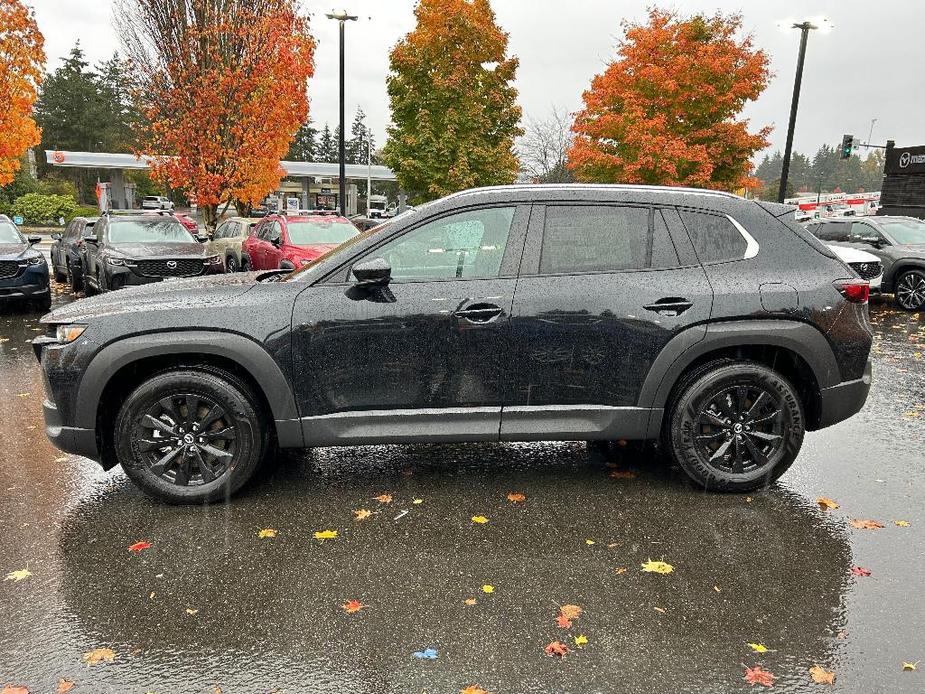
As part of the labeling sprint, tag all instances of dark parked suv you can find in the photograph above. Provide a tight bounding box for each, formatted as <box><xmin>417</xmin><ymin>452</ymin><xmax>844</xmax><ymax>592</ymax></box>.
<box><xmin>80</xmin><ymin>212</ymin><xmax>222</xmax><ymax>293</ymax></box>
<box><xmin>34</xmin><ymin>185</ymin><xmax>873</xmax><ymax>503</ymax></box>
<box><xmin>49</xmin><ymin>215</ymin><xmax>97</xmax><ymax>291</ymax></box>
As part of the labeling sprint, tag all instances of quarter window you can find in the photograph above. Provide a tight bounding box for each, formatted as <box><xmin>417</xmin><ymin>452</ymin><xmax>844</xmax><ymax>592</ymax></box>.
<box><xmin>680</xmin><ymin>211</ymin><xmax>748</xmax><ymax>263</ymax></box>
<box><xmin>366</xmin><ymin>206</ymin><xmax>515</xmax><ymax>281</ymax></box>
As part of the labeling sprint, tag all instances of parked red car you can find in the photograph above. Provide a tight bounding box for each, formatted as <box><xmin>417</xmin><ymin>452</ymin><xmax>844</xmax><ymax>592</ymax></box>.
<box><xmin>174</xmin><ymin>213</ymin><xmax>199</xmax><ymax>233</ymax></box>
<box><xmin>241</xmin><ymin>214</ymin><xmax>360</xmax><ymax>271</ymax></box>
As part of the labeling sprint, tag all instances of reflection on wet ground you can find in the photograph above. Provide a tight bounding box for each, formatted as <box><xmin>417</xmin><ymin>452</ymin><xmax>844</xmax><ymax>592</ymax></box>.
<box><xmin>0</xmin><ymin>289</ymin><xmax>922</xmax><ymax>693</ymax></box>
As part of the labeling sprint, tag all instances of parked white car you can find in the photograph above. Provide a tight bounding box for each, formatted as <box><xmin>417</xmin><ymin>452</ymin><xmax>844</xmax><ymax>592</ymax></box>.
<box><xmin>827</xmin><ymin>244</ymin><xmax>883</xmax><ymax>292</ymax></box>
<box><xmin>141</xmin><ymin>195</ymin><xmax>174</xmax><ymax>211</ymax></box>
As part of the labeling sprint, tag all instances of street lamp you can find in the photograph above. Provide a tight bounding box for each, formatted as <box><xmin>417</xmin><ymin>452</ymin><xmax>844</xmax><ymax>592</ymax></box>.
<box><xmin>776</xmin><ymin>17</ymin><xmax>832</xmax><ymax>203</ymax></box>
<box><xmin>326</xmin><ymin>9</ymin><xmax>358</xmax><ymax>216</ymax></box>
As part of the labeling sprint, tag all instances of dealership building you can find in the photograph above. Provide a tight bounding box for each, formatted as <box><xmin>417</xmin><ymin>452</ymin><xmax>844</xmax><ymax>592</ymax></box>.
<box><xmin>878</xmin><ymin>142</ymin><xmax>925</xmax><ymax>219</ymax></box>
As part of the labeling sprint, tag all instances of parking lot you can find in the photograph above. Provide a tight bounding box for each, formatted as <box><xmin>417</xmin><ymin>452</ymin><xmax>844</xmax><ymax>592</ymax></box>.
<box><xmin>0</xmin><ymin>281</ymin><xmax>921</xmax><ymax>693</ymax></box>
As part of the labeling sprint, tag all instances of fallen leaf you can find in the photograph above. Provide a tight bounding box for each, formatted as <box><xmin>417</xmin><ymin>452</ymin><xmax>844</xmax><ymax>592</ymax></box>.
<box><xmin>850</xmin><ymin>566</ymin><xmax>872</xmax><ymax>577</ymax></box>
<box><xmin>82</xmin><ymin>647</ymin><xmax>116</xmax><ymax>665</ymax></box>
<box><xmin>412</xmin><ymin>647</ymin><xmax>438</xmax><ymax>659</ymax></box>
<box><xmin>714</xmin><ymin>585</ymin><xmax>722</xmax><ymax>592</ymax></box>
<box><xmin>313</xmin><ymin>529</ymin><xmax>337</xmax><ymax>540</ymax></box>
<box><xmin>585</xmin><ymin>539</ymin><xmax>595</xmax><ymax>545</ymax></box>
<box><xmin>16</xmin><ymin>392</ymin><xmax>30</xmax><ymax>397</ymax></box>
<box><xmin>353</xmin><ymin>509</ymin><xmax>372</xmax><ymax>521</ymax></box>
<box><xmin>747</xmin><ymin>643</ymin><xmax>768</xmax><ymax>653</ymax></box>
<box><xmin>412</xmin><ymin>498</ymin><xmax>423</xmax><ymax>504</ymax></box>
<box><xmin>185</xmin><ymin>608</ymin><xmax>198</xmax><ymax>615</ymax></box>
<box><xmin>556</xmin><ymin>613</ymin><xmax>572</xmax><ymax>628</ymax></box>
<box><xmin>744</xmin><ymin>665</ymin><xmax>775</xmax><ymax>687</ymax></box>
<box><xmin>614</xmin><ymin>567</ymin><xmax>627</xmax><ymax>575</ymax></box>
<box><xmin>471</xmin><ymin>515</ymin><xmax>489</xmax><ymax>524</ymax></box>
<box><xmin>608</xmin><ymin>470</ymin><xmax>637</xmax><ymax>479</ymax></box>
<box><xmin>464</xmin><ymin>597</ymin><xmax>477</xmax><ymax>606</ymax></box>
<box><xmin>128</xmin><ymin>541</ymin><xmax>151</xmax><ymax>552</ymax></box>
<box><xmin>894</xmin><ymin>520</ymin><xmax>911</xmax><ymax>527</ymax></box>
<box><xmin>544</xmin><ymin>640</ymin><xmax>569</xmax><ymax>658</ymax></box>
<box><xmin>902</xmin><ymin>661</ymin><xmax>919</xmax><ymax>671</ymax></box>
<box><xmin>2</xmin><ymin>686</ymin><xmax>29</xmax><ymax>694</ymax></box>
<box><xmin>816</xmin><ymin>497</ymin><xmax>840</xmax><ymax>511</ymax></box>
<box><xmin>343</xmin><ymin>599</ymin><xmax>365</xmax><ymax>614</ymax></box>
<box><xmin>653</xmin><ymin>606</ymin><xmax>666</xmax><ymax>613</ymax></box>
<box><xmin>460</xmin><ymin>686</ymin><xmax>489</xmax><ymax>694</ymax></box>
<box><xmin>481</xmin><ymin>584</ymin><xmax>494</xmax><ymax>594</ymax></box>
<box><xmin>849</xmin><ymin>519</ymin><xmax>884</xmax><ymax>530</ymax></box>
<box><xmin>574</xmin><ymin>634</ymin><xmax>588</xmax><ymax>648</ymax></box>
<box><xmin>57</xmin><ymin>680</ymin><xmax>75</xmax><ymax>693</ymax></box>
<box><xmin>559</xmin><ymin>604</ymin><xmax>583</xmax><ymax>620</ymax></box>
<box><xmin>641</xmin><ymin>559</ymin><xmax>674</xmax><ymax>574</ymax></box>
<box><xmin>54</xmin><ymin>456</ymin><xmax>68</xmax><ymax>463</ymax></box>
<box><xmin>257</xmin><ymin>528</ymin><xmax>278</xmax><ymax>538</ymax></box>
<box><xmin>374</xmin><ymin>494</ymin><xmax>392</xmax><ymax>504</ymax></box>
<box><xmin>4</xmin><ymin>568</ymin><xmax>31</xmax><ymax>582</ymax></box>
<box><xmin>809</xmin><ymin>665</ymin><xmax>836</xmax><ymax>685</ymax></box>
<box><xmin>506</xmin><ymin>492</ymin><xmax>526</xmax><ymax>502</ymax></box>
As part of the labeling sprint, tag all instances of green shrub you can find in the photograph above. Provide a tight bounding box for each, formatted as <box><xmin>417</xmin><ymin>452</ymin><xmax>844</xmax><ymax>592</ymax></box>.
<box><xmin>66</xmin><ymin>205</ymin><xmax>100</xmax><ymax>221</ymax></box>
<box><xmin>12</xmin><ymin>193</ymin><xmax>78</xmax><ymax>225</ymax></box>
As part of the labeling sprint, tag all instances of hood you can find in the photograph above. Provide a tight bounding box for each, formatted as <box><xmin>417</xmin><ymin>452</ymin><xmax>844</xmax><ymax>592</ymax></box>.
<box><xmin>109</xmin><ymin>241</ymin><xmax>208</xmax><ymax>258</ymax></box>
<box><xmin>0</xmin><ymin>242</ymin><xmax>30</xmax><ymax>260</ymax></box>
<box><xmin>826</xmin><ymin>244</ymin><xmax>879</xmax><ymax>263</ymax></box>
<box><xmin>41</xmin><ymin>271</ymin><xmax>263</xmax><ymax>324</ymax></box>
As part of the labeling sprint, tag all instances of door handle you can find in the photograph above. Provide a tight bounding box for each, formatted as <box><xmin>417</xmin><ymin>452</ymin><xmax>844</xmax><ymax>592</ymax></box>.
<box><xmin>454</xmin><ymin>303</ymin><xmax>503</xmax><ymax>323</ymax></box>
<box><xmin>643</xmin><ymin>298</ymin><xmax>694</xmax><ymax>316</ymax></box>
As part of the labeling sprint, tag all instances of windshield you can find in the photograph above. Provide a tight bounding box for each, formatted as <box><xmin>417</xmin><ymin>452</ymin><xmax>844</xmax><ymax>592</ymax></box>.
<box><xmin>109</xmin><ymin>219</ymin><xmax>194</xmax><ymax>244</ymax></box>
<box><xmin>879</xmin><ymin>218</ymin><xmax>925</xmax><ymax>245</ymax></box>
<box><xmin>0</xmin><ymin>222</ymin><xmax>23</xmax><ymax>244</ymax></box>
<box><xmin>286</xmin><ymin>219</ymin><xmax>360</xmax><ymax>245</ymax></box>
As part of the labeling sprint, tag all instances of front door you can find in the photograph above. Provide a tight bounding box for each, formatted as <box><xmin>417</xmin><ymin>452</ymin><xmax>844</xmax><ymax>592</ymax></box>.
<box><xmin>502</xmin><ymin>203</ymin><xmax>713</xmax><ymax>439</ymax></box>
<box><xmin>290</xmin><ymin>204</ymin><xmax>529</xmax><ymax>445</ymax></box>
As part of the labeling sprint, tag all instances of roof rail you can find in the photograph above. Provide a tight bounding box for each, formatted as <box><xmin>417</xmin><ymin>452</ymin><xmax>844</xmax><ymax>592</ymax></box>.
<box><xmin>445</xmin><ymin>183</ymin><xmax>744</xmax><ymax>201</ymax></box>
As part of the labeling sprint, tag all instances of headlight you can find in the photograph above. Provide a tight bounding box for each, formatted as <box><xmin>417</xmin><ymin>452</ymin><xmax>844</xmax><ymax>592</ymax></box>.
<box><xmin>107</xmin><ymin>256</ymin><xmax>127</xmax><ymax>266</ymax></box>
<box><xmin>22</xmin><ymin>254</ymin><xmax>45</xmax><ymax>266</ymax></box>
<box><xmin>55</xmin><ymin>324</ymin><xmax>87</xmax><ymax>343</ymax></box>
<box><xmin>204</xmin><ymin>255</ymin><xmax>222</xmax><ymax>265</ymax></box>
<box><xmin>300</xmin><ymin>258</ymin><xmax>312</xmax><ymax>265</ymax></box>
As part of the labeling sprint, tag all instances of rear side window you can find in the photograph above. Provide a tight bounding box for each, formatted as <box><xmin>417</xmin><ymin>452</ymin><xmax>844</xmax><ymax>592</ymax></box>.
<box><xmin>680</xmin><ymin>211</ymin><xmax>747</xmax><ymax>264</ymax></box>
<box><xmin>811</xmin><ymin>222</ymin><xmax>850</xmax><ymax>242</ymax></box>
<box><xmin>540</xmin><ymin>205</ymin><xmax>678</xmax><ymax>274</ymax></box>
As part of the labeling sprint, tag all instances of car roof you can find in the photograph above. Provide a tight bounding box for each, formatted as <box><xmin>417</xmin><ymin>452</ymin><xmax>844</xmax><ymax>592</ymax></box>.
<box><xmin>279</xmin><ymin>214</ymin><xmax>351</xmax><ymax>222</ymax></box>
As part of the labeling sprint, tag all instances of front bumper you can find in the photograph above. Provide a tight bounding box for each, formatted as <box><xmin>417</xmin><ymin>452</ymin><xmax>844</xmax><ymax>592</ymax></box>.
<box><xmin>42</xmin><ymin>398</ymin><xmax>99</xmax><ymax>461</ymax></box>
<box><xmin>105</xmin><ymin>263</ymin><xmax>222</xmax><ymax>290</ymax></box>
<box><xmin>817</xmin><ymin>358</ymin><xmax>872</xmax><ymax>429</ymax></box>
<box><xmin>0</xmin><ymin>265</ymin><xmax>50</xmax><ymax>301</ymax></box>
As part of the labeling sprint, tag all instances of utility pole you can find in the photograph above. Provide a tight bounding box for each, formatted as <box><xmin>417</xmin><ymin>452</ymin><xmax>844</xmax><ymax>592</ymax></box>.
<box><xmin>326</xmin><ymin>10</ymin><xmax>358</xmax><ymax>216</ymax></box>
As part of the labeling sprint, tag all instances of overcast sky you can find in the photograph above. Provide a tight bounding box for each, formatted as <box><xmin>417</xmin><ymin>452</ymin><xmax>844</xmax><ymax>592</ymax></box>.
<box><xmin>27</xmin><ymin>0</ymin><xmax>923</xmax><ymax>161</ymax></box>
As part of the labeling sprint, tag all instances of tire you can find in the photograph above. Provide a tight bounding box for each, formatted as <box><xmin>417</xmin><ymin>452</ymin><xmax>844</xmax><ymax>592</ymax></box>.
<box><xmin>34</xmin><ymin>292</ymin><xmax>52</xmax><ymax>312</ymax></box>
<box><xmin>224</xmin><ymin>255</ymin><xmax>238</xmax><ymax>273</ymax></box>
<box><xmin>114</xmin><ymin>368</ymin><xmax>268</xmax><ymax>504</ymax></box>
<box><xmin>894</xmin><ymin>269</ymin><xmax>925</xmax><ymax>312</ymax></box>
<box><xmin>663</xmin><ymin>360</ymin><xmax>804</xmax><ymax>492</ymax></box>
<box><xmin>67</xmin><ymin>261</ymin><xmax>83</xmax><ymax>293</ymax></box>
<box><xmin>53</xmin><ymin>262</ymin><xmax>67</xmax><ymax>284</ymax></box>
<box><xmin>240</xmin><ymin>256</ymin><xmax>251</xmax><ymax>272</ymax></box>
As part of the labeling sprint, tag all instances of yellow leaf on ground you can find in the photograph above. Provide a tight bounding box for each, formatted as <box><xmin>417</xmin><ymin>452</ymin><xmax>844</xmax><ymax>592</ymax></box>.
<box><xmin>82</xmin><ymin>647</ymin><xmax>116</xmax><ymax>665</ymax></box>
<box><xmin>353</xmin><ymin>509</ymin><xmax>372</xmax><ymax>521</ymax></box>
<box><xmin>902</xmin><ymin>661</ymin><xmax>919</xmax><ymax>671</ymax></box>
<box><xmin>313</xmin><ymin>529</ymin><xmax>337</xmax><ymax>540</ymax></box>
<box><xmin>809</xmin><ymin>665</ymin><xmax>836</xmax><ymax>685</ymax></box>
<box><xmin>4</xmin><ymin>568</ymin><xmax>32</xmax><ymax>582</ymax></box>
<box><xmin>257</xmin><ymin>528</ymin><xmax>278</xmax><ymax>538</ymax></box>
<box><xmin>894</xmin><ymin>520</ymin><xmax>911</xmax><ymax>527</ymax></box>
<box><xmin>585</xmin><ymin>539</ymin><xmax>595</xmax><ymax>545</ymax></box>
<box><xmin>471</xmin><ymin>515</ymin><xmax>489</xmax><ymax>524</ymax></box>
<box><xmin>185</xmin><ymin>608</ymin><xmax>198</xmax><ymax>615</ymax></box>
<box><xmin>641</xmin><ymin>559</ymin><xmax>674</xmax><ymax>574</ymax></box>
<box><xmin>748</xmin><ymin>643</ymin><xmax>768</xmax><ymax>653</ymax></box>
<box><xmin>614</xmin><ymin>567</ymin><xmax>627</xmax><ymax>574</ymax></box>
<box><xmin>574</xmin><ymin>634</ymin><xmax>588</xmax><ymax>647</ymax></box>
<box><xmin>412</xmin><ymin>498</ymin><xmax>423</xmax><ymax>505</ymax></box>
<box><xmin>481</xmin><ymin>584</ymin><xmax>494</xmax><ymax>593</ymax></box>
<box><xmin>816</xmin><ymin>497</ymin><xmax>839</xmax><ymax>511</ymax></box>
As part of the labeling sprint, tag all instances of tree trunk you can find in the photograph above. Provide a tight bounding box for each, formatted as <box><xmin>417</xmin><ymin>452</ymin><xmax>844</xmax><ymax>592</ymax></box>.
<box><xmin>234</xmin><ymin>199</ymin><xmax>252</xmax><ymax>217</ymax></box>
<box><xmin>201</xmin><ymin>203</ymin><xmax>219</xmax><ymax>232</ymax></box>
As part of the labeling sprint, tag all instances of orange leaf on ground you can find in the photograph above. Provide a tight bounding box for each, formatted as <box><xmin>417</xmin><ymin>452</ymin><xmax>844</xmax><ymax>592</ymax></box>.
<box><xmin>609</xmin><ymin>470</ymin><xmax>637</xmax><ymax>479</ymax></box>
<box><xmin>353</xmin><ymin>509</ymin><xmax>372</xmax><ymax>521</ymax></box>
<box><xmin>342</xmin><ymin>599</ymin><xmax>365</xmax><ymax>614</ymax></box>
<box><xmin>849</xmin><ymin>519</ymin><xmax>884</xmax><ymax>530</ymax></box>
<box><xmin>744</xmin><ymin>665</ymin><xmax>775</xmax><ymax>687</ymax></box>
<box><xmin>850</xmin><ymin>566</ymin><xmax>872</xmax><ymax>577</ymax></box>
<box><xmin>545</xmin><ymin>640</ymin><xmax>570</xmax><ymax>657</ymax></box>
<box><xmin>460</xmin><ymin>687</ymin><xmax>489</xmax><ymax>694</ymax></box>
<box><xmin>128</xmin><ymin>541</ymin><xmax>151</xmax><ymax>553</ymax></box>
<box><xmin>816</xmin><ymin>497</ymin><xmax>839</xmax><ymax>510</ymax></box>
<box><xmin>82</xmin><ymin>647</ymin><xmax>116</xmax><ymax>665</ymax></box>
<box><xmin>506</xmin><ymin>492</ymin><xmax>526</xmax><ymax>502</ymax></box>
<box><xmin>556</xmin><ymin>613</ymin><xmax>572</xmax><ymax>628</ymax></box>
<box><xmin>559</xmin><ymin>604</ymin><xmax>583</xmax><ymax>620</ymax></box>
<box><xmin>2</xmin><ymin>687</ymin><xmax>29</xmax><ymax>694</ymax></box>
<box><xmin>374</xmin><ymin>494</ymin><xmax>393</xmax><ymax>504</ymax></box>
<box><xmin>809</xmin><ymin>665</ymin><xmax>836</xmax><ymax>685</ymax></box>
<box><xmin>57</xmin><ymin>681</ymin><xmax>75</xmax><ymax>694</ymax></box>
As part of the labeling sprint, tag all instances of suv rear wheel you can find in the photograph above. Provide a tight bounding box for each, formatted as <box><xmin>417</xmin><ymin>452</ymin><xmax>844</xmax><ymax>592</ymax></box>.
<box><xmin>895</xmin><ymin>269</ymin><xmax>925</xmax><ymax>311</ymax></box>
<box><xmin>114</xmin><ymin>368</ymin><xmax>267</xmax><ymax>503</ymax></box>
<box><xmin>664</xmin><ymin>361</ymin><xmax>804</xmax><ymax>492</ymax></box>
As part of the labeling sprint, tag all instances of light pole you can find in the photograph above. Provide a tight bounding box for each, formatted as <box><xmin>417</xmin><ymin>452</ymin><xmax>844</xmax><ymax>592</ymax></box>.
<box><xmin>366</xmin><ymin>134</ymin><xmax>372</xmax><ymax>215</ymax></box>
<box><xmin>326</xmin><ymin>9</ymin><xmax>358</xmax><ymax>216</ymax></box>
<box><xmin>777</xmin><ymin>17</ymin><xmax>832</xmax><ymax>203</ymax></box>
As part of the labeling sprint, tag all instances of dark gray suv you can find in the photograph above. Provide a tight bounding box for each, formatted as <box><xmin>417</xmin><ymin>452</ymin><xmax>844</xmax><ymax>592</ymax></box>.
<box><xmin>807</xmin><ymin>216</ymin><xmax>925</xmax><ymax>311</ymax></box>
<box><xmin>34</xmin><ymin>185</ymin><xmax>873</xmax><ymax>503</ymax></box>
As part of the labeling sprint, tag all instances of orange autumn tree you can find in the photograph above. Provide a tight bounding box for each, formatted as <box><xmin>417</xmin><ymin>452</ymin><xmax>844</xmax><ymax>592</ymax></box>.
<box><xmin>569</xmin><ymin>8</ymin><xmax>771</xmax><ymax>190</ymax></box>
<box><xmin>0</xmin><ymin>0</ymin><xmax>44</xmax><ymax>186</ymax></box>
<box><xmin>115</xmin><ymin>0</ymin><xmax>315</xmax><ymax>228</ymax></box>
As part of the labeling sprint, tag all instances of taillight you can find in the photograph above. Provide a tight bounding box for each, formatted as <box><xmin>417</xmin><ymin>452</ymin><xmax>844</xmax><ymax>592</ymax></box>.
<box><xmin>834</xmin><ymin>278</ymin><xmax>870</xmax><ymax>304</ymax></box>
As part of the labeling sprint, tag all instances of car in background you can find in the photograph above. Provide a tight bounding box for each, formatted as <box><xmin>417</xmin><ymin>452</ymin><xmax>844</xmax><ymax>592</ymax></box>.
<box><xmin>174</xmin><ymin>212</ymin><xmax>198</xmax><ymax>233</ymax></box>
<box><xmin>49</xmin><ymin>216</ymin><xmax>98</xmax><ymax>291</ymax></box>
<box><xmin>349</xmin><ymin>215</ymin><xmax>381</xmax><ymax>232</ymax></box>
<box><xmin>141</xmin><ymin>196</ymin><xmax>174</xmax><ymax>211</ymax></box>
<box><xmin>207</xmin><ymin>217</ymin><xmax>261</xmax><ymax>272</ymax></box>
<box><xmin>0</xmin><ymin>218</ymin><xmax>49</xmax><ymax>311</ymax></box>
<box><xmin>826</xmin><ymin>244</ymin><xmax>882</xmax><ymax>292</ymax></box>
<box><xmin>80</xmin><ymin>213</ymin><xmax>222</xmax><ymax>294</ymax></box>
<box><xmin>367</xmin><ymin>194</ymin><xmax>388</xmax><ymax>218</ymax></box>
<box><xmin>808</xmin><ymin>216</ymin><xmax>925</xmax><ymax>311</ymax></box>
<box><xmin>241</xmin><ymin>213</ymin><xmax>360</xmax><ymax>271</ymax></box>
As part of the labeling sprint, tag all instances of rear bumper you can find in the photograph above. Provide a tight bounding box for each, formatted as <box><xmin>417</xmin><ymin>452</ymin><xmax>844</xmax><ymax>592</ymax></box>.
<box><xmin>43</xmin><ymin>399</ymin><xmax>100</xmax><ymax>462</ymax></box>
<box><xmin>817</xmin><ymin>358</ymin><xmax>872</xmax><ymax>429</ymax></box>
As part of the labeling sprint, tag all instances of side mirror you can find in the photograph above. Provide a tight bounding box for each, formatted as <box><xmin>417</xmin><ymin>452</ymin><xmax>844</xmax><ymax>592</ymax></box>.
<box><xmin>50</xmin><ymin>233</ymin><xmax>62</xmax><ymax>241</ymax></box>
<box><xmin>28</xmin><ymin>235</ymin><xmax>42</xmax><ymax>245</ymax></box>
<box><xmin>352</xmin><ymin>257</ymin><xmax>391</xmax><ymax>286</ymax></box>
<box><xmin>196</xmin><ymin>233</ymin><xmax>209</xmax><ymax>243</ymax></box>
<box><xmin>270</xmin><ymin>236</ymin><xmax>282</xmax><ymax>247</ymax></box>
<box><xmin>83</xmin><ymin>235</ymin><xmax>98</xmax><ymax>244</ymax></box>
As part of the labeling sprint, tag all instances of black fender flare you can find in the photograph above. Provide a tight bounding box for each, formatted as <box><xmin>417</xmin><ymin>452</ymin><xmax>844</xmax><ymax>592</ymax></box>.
<box><xmin>639</xmin><ymin>319</ymin><xmax>840</xmax><ymax>421</ymax></box>
<box><xmin>74</xmin><ymin>331</ymin><xmax>302</xmax><ymax>445</ymax></box>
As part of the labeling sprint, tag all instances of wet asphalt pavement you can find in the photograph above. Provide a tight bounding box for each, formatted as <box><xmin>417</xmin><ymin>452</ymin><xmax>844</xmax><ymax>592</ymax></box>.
<box><xmin>0</xmin><ymin>280</ymin><xmax>923</xmax><ymax>694</ymax></box>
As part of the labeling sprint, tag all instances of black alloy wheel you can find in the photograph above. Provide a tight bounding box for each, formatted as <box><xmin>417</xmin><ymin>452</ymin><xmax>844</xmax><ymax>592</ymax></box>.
<box><xmin>895</xmin><ymin>269</ymin><xmax>925</xmax><ymax>311</ymax></box>
<box><xmin>225</xmin><ymin>255</ymin><xmax>238</xmax><ymax>273</ymax></box>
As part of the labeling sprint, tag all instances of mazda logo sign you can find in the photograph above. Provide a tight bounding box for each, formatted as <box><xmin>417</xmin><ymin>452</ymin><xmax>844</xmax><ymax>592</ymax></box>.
<box><xmin>900</xmin><ymin>152</ymin><xmax>911</xmax><ymax>168</ymax></box>
<box><xmin>166</xmin><ymin>260</ymin><xmax>177</xmax><ymax>269</ymax></box>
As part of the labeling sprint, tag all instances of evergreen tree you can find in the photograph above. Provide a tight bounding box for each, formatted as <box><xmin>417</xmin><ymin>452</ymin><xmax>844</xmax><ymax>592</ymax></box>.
<box><xmin>346</xmin><ymin>107</ymin><xmax>374</xmax><ymax>165</ymax></box>
<box><xmin>287</xmin><ymin>120</ymin><xmax>318</xmax><ymax>161</ymax></box>
<box><xmin>318</xmin><ymin>123</ymin><xmax>337</xmax><ymax>163</ymax></box>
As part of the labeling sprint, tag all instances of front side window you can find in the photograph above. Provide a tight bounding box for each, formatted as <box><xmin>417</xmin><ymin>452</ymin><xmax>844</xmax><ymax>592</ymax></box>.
<box><xmin>680</xmin><ymin>211</ymin><xmax>748</xmax><ymax>263</ymax></box>
<box><xmin>108</xmin><ymin>219</ymin><xmax>194</xmax><ymax>244</ymax></box>
<box><xmin>286</xmin><ymin>219</ymin><xmax>359</xmax><ymax>246</ymax></box>
<box><xmin>366</xmin><ymin>206</ymin><xmax>515</xmax><ymax>282</ymax></box>
<box><xmin>849</xmin><ymin>222</ymin><xmax>886</xmax><ymax>245</ymax></box>
<box><xmin>878</xmin><ymin>218</ymin><xmax>925</xmax><ymax>245</ymax></box>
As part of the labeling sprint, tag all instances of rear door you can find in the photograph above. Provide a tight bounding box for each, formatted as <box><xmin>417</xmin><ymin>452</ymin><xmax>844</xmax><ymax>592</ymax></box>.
<box><xmin>501</xmin><ymin>203</ymin><xmax>713</xmax><ymax>439</ymax></box>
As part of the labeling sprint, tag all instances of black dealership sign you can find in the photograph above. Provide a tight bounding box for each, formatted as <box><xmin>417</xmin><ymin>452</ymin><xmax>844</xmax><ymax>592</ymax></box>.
<box><xmin>885</xmin><ymin>144</ymin><xmax>925</xmax><ymax>175</ymax></box>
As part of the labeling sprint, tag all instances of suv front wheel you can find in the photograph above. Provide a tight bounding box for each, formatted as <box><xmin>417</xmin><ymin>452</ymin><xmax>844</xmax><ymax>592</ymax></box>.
<box><xmin>895</xmin><ymin>269</ymin><xmax>925</xmax><ymax>312</ymax></box>
<box><xmin>114</xmin><ymin>368</ymin><xmax>267</xmax><ymax>503</ymax></box>
<box><xmin>664</xmin><ymin>361</ymin><xmax>804</xmax><ymax>492</ymax></box>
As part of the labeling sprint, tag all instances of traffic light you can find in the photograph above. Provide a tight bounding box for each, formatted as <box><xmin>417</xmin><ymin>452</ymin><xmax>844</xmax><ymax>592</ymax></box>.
<box><xmin>840</xmin><ymin>134</ymin><xmax>855</xmax><ymax>159</ymax></box>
